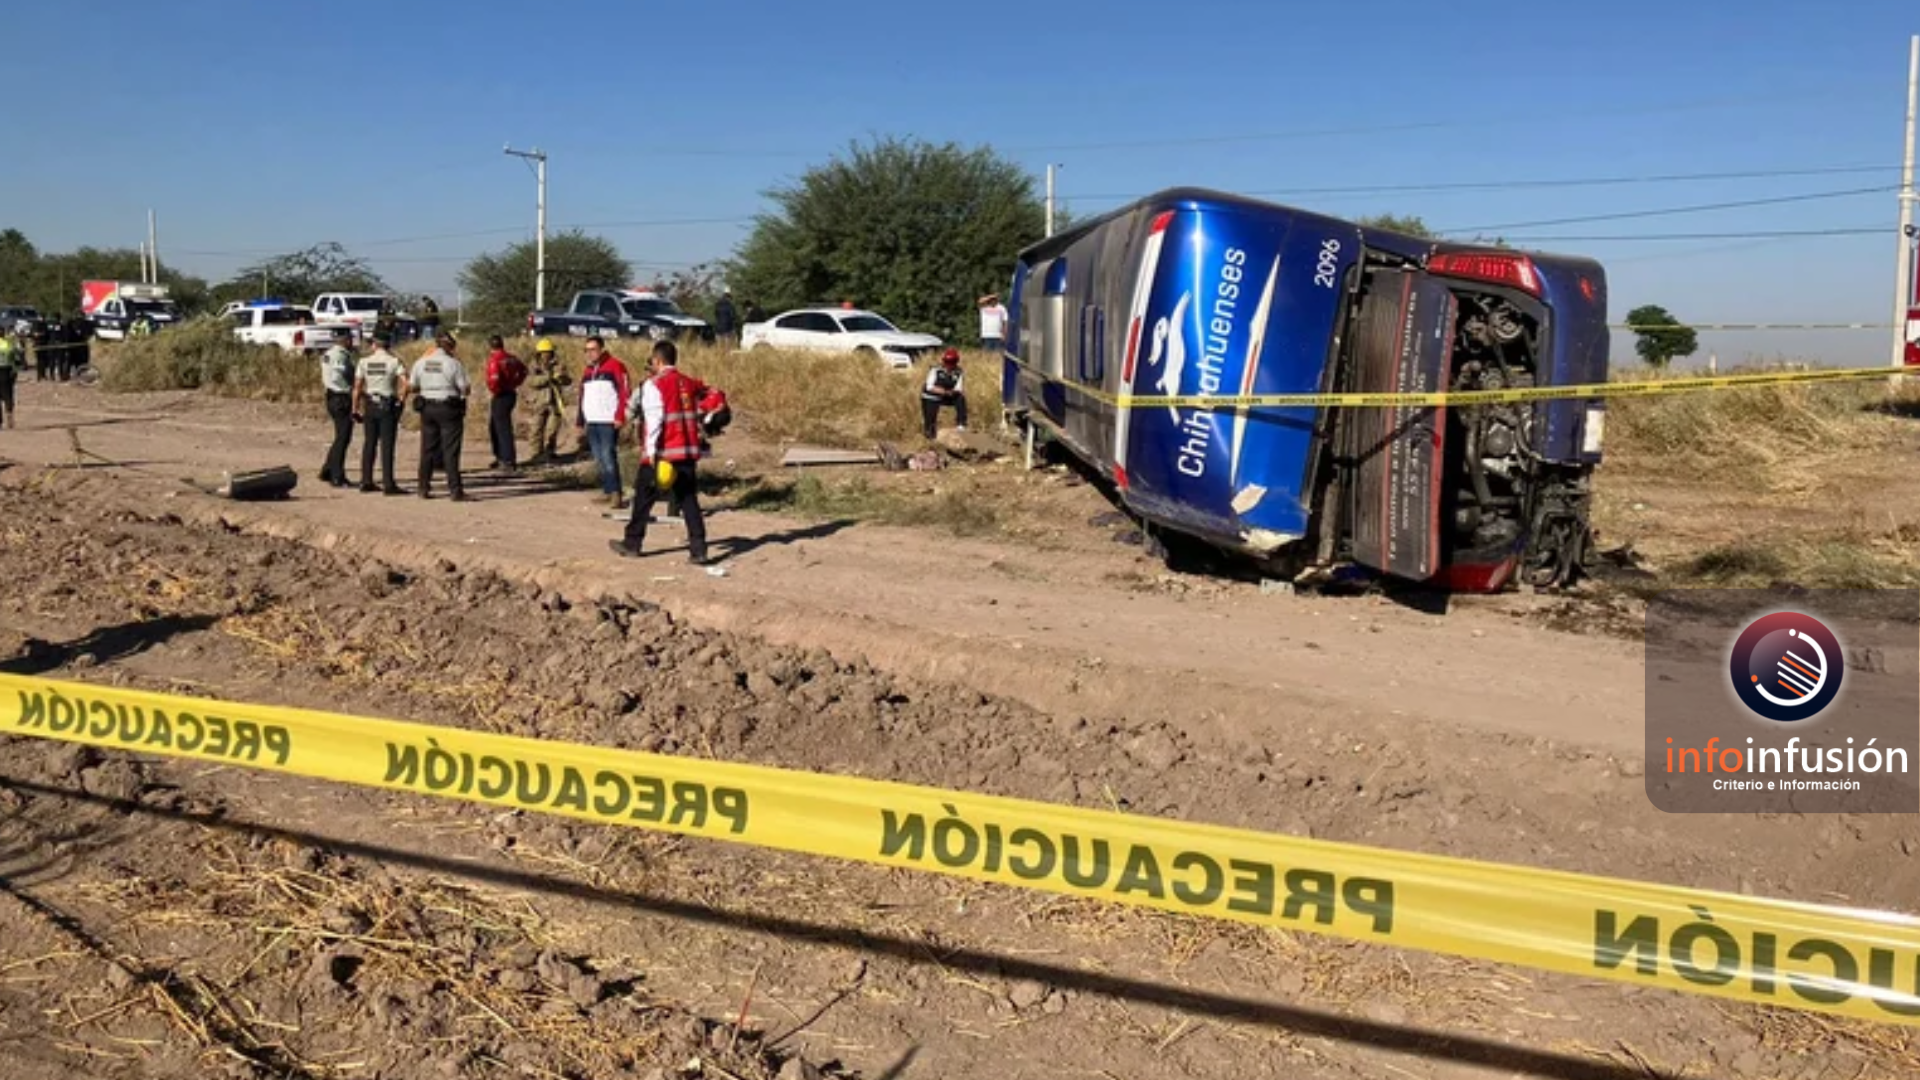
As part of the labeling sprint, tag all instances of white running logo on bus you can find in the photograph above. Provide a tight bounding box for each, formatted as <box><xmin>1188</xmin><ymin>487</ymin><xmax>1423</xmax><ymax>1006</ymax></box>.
<box><xmin>1145</xmin><ymin>292</ymin><xmax>1191</xmax><ymax>423</ymax></box>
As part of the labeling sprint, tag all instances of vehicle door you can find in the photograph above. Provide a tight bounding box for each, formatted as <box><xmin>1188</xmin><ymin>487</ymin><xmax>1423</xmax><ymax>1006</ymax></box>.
<box><xmin>594</xmin><ymin>295</ymin><xmax>625</xmax><ymax>331</ymax></box>
<box><xmin>797</xmin><ymin>312</ymin><xmax>843</xmax><ymax>352</ymax></box>
<box><xmin>765</xmin><ymin>313</ymin><xmax>807</xmax><ymax>349</ymax></box>
<box><xmin>100</xmin><ymin>298</ymin><xmax>127</xmax><ymax>336</ymax></box>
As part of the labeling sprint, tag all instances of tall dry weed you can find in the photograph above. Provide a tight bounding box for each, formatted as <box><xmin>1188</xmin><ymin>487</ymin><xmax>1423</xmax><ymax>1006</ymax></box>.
<box><xmin>407</xmin><ymin>336</ymin><xmax>1005</xmax><ymax>448</ymax></box>
<box><xmin>101</xmin><ymin>327</ymin><xmax>1004</xmax><ymax>449</ymax></box>
<box><xmin>1604</xmin><ymin>363</ymin><xmax>1904</xmax><ymax>494</ymax></box>
<box><xmin>99</xmin><ymin>317</ymin><xmax>320</xmax><ymax>402</ymax></box>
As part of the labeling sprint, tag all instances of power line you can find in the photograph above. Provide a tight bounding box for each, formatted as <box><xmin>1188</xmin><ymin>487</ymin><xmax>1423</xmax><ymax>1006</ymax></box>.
<box><xmin>361</xmin><ymin>254</ymin><xmax>704</xmax><ymax>268</ymax></box>
<box><xmin>1061</xmin><ymin>163</ymin><xmax>1903</xmax><ymax>204</ymax></box>
<box><xmin>1508</xmin><ymin>227</ymin><xmax>1884</xmax><ymax>242</ymax></box>
<box><xmin>998</xmin><ymin>85</ymin><xmax>1883</xmax><ymax>155</ymax></box>
<box><xmin>625</xmin><ymin>84</ymin><xmax>1886</xmax><ymax>160</ymax></box>
<box><xmin>1442</xmin><ymin>186</ymin><xmax>1895</xmax><ymax>235</ymax></box>
<box><xmin>171</xmin><ymin>214</ymin><xmax>759</xmax><ymax>260</ymax></box>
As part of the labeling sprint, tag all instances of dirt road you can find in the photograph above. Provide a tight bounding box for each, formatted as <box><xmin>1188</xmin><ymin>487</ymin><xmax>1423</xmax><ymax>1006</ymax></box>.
<box><xmin>3</xmin><ymin>381</ymin><xmax>1649</xmax><ymax>755</ymax></box>
<box><xmin>2</xmin><ymin>379</ymin><xmax>1918</xmax><ymax>1079</ymax></box>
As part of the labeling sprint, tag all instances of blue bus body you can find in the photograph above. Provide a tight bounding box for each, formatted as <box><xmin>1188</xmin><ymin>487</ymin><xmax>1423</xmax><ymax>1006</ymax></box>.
<box><xmin>1003</xmin><ymin>187</ymin><xmax>1608</xmax><ymax>591</ymax></box>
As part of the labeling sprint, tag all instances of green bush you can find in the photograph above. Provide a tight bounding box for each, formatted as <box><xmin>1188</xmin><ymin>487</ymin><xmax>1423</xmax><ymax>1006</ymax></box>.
<box><xmin>99</xmin><ymin>317</ymin><xmax>318</xmax><ymax>402</ymax></box>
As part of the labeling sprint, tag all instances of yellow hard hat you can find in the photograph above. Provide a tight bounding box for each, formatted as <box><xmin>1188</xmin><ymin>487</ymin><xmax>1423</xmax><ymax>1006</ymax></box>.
<box><xmin>655</xmin><ymin>460</ymin><xmax>676</xmax><ymax>487</ymax></box>
<box><xmin>536</xmin><ymin>338</ymin><xmax>556</xmax><ymax>353</ymax></box>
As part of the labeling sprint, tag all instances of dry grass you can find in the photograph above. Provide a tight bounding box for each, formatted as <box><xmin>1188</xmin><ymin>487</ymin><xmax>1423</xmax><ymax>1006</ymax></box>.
<box><xmin>1604</xmin><ymin>362</ymin><xmax>1914</xmax><ymax>494</ymax></box>
<box><xmin>98</xmin><ymin>328</ymin><xmax>1004</xmax><ymax>451</ymax></box>
<box><xmin>63</xmin><ymin>835</ymin><xmax>689</xmax><ymax>1078</ymax></box>
<box><xmin>1599</xmin><ymin>361</ymin><xmax>1920</xmax><ymax>586</ymax></box>
<box><xmin>99</xmin><ymin>317</ymin><xmax>319</xmax><ymax>401</ymax></box>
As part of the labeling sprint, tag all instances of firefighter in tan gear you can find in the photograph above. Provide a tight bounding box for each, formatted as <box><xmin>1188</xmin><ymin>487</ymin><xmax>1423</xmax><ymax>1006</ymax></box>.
<box><xmin>525</xmin><ymin>338</ymin><xmax>572</xmax><ymax>464</ymax></box>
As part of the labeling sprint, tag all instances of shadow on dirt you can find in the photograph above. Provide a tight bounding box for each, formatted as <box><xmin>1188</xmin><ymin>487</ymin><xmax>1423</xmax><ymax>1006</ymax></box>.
<box><xmin>0</xmin><ymin>614</ymin><xmax>219</xmax><ymax>675</ymax></box>
<box><xmin>0</xmin><ymin>774</ymin><xmax>1675</xmax><ymax>1080</ymax></box>
<box><xmin>711</xmin><ymin>519</ymin><xmax>858</xmax><ymax>560</ymax></box>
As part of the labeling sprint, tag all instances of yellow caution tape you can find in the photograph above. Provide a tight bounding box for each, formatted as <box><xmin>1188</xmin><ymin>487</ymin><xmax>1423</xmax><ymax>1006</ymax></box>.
<box><xmin>1028</xmin><ymin>365</ymin><xmax>1912</xmax><ymax>410</ymax></box>
<box><xmin>5</xmin><ymin>672</ymin><xmax>1920</xmax><ymax>1026</ymax></box>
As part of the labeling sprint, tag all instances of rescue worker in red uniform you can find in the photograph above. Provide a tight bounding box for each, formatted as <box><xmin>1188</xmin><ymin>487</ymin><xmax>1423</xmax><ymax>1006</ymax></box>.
<box><xmin>484</xmin><ymin>334</ymin><xmax>528</xmax><ymax>471</ymax></box>
<box><xmin>608</xmin><ymin>340</ymin><xmax>710</xmax><ymax>565</ymax></box>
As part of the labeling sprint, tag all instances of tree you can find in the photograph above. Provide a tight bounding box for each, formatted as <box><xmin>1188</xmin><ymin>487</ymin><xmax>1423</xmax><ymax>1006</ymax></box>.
<box><xmin>727</xmin><ymin>137</ymin><xmax>1048</xmax><ymax>344</ymax></box>
<box><xmin>643</xmin><ymin>261</ymin><xmax>728</xmax><ymax>320</ymax></box>
<box><xmin>216</xmin><ymin>242</ymin><xmax>387</xmax><ymax>307</ymax></box>
<box><xmin>458</xmin><ymin>231</ymin><xmax>629</xmax><ymax>329</ymax></box>
<box><xmin>0</xmin><ymin>230</ymin><xmax>210</xmax><ymax>315</ymax></box>
<box><xmin>1626</xmin><ymin>304</ymin><xmax>1699</xmax><ymax>369</ymax></box>
<box><xmin>1356</xmin><ymin>213</ymin><xmax>1436</xmax><ymax>238</ymax></box>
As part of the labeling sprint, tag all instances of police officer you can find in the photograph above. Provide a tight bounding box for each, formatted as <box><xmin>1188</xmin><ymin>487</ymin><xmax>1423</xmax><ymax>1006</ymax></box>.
<box><xmin>353</xmin><ymin>332</ymin><xmax>409</xmax><ymax>495</ymax></box>
<box><xmin>712</xmin><ymin>289</ymin><xmax>738</xmax><ymax>344</ymax></box>
<box><xmin>55</xmin><ymin>317</ymin><xmax>81</xmax><ymax>381</ymax></box>
<box><xmin>66</xmin><ymin>316</ymin><xmax>92</xmax><ymax>378</ymax></box>
<box><xmin>409</xmin><ymin>332</ymin><xmax>472</xmax><ymax>501</ymax></box>
<box><xmin>319</xmin><ymin>329</ymin><xmax>356</xmax><ymax>488</ymax></box>
<box><xmin>30</xmin><ymin>318</ymin><xmax>53</xmax><ymax>382</ymax></box>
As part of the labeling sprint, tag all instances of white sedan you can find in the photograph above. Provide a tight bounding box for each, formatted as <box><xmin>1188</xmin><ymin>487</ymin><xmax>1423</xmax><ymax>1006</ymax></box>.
<box><xmin>741</xmin><ymin>307</ymin><xmax>943</xmax><ymax>369</ymax></box>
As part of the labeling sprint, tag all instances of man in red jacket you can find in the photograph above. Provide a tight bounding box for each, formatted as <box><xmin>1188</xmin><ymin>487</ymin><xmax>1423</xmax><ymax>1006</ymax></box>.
<box><xmin>485</xmin><ymin>335</ymin><xmax>529</xmax><ymax>472</ymax></box>
<box><xmin>575</xmin><ymin>336</ymin><xmax>631</xmax><ymax>507</ymax></box>
<box><xmin>609</xmin><ymin>341</ymin><xmax>710</xmax><ymax>565</ymax></box>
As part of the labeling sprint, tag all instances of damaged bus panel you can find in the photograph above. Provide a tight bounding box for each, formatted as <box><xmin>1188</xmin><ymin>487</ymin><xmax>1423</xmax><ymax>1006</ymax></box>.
<box><xmin>1001</xmin><ymin>188</ymin><xmax>1608</xmax><ymax>592</ymax></box>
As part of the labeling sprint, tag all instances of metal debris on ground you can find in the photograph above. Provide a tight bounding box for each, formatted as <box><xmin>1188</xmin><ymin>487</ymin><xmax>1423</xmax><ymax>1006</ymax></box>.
<box><xmin>780</xmin><ymin>446</ymin><xmax>880</xmax><ymax>468</ymax></box>
<box><xmin>186</xmin><ymin>466</ymin><xmax>299</xmax><ymax>501</ymax></box>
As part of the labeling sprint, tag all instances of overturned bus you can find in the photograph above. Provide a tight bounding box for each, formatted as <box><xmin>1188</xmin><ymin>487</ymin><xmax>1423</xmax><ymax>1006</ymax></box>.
<box><xmin>1000</xmin><ymin>187</ymin><xmax>1609</xmax><ymax>593</ymax></box>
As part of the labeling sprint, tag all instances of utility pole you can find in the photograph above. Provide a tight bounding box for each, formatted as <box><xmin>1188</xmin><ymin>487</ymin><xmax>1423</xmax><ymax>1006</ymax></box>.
<box><xmin>504</xmin><ymin>144</ymin><xmax>549</xmax><ymax>312</ymax></box>
<box><xmin>148</xmin><ymin>209</ymin><xmax>159</xmax><ymax>283</ymax></box>
<box><xmin>1045</xmin><ymin>163</ymin><xmax>1060</xmax><ymax>238</ymax></box>
<box><xmin>1894</xmin><ymin>34</ymin><xmax>1918</xmax><ymax>369</ymax></box>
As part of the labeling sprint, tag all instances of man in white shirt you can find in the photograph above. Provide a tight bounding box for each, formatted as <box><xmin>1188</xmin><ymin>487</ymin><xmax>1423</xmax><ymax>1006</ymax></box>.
<box><xmin>978</xmin><ymin>293</ymin><xmax>1009</xmax><ymax>354</ymax></box>
<box><xmin>609</xmin><ymin>341</ymin><xmax>711</xmax><ymax>565</ymax></box>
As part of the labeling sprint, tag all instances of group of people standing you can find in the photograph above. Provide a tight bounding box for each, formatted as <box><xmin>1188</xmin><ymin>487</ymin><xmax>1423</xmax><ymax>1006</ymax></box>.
<box><xmin>703</xmin><ymin>289</ymin><xmax>767</xmax><ymax>346</ymax></box>
<box><xmin>317</xmin><ymin>328</ymin><xmax>476</xmax><ymax>500</ymax></box>
<box><xmin>22</xmin><ymin>317</ymin><xmax>91</xmax><ymax>382</ymax></box>
<box><xmin>0</xmin><ymin>318</ymin><xmax>93</xmax><ymax>431</ymax></box>
<box><xmin>317</xmin><ymin>331</ymin><xmax>725</xmax><ymax>566</ymax></box>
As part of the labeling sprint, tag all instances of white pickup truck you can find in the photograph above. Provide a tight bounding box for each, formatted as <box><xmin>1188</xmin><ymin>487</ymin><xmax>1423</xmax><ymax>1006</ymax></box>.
<box><xmin>225</xmin><ymin>303</ymin><xmax>355</xmax><ymax>353</ymax></box>
<box><xmin>310</xmin><ymin>292</ymin><xmax>420</xmax><ymax>341</ymax></box>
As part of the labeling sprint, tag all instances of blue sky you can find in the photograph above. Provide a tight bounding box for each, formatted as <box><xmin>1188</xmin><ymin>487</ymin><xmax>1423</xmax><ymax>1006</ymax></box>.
<box><xmin>6</xmin><ymin>0</ymin><xmax>1915</xmax><ymax>365</ymax></box>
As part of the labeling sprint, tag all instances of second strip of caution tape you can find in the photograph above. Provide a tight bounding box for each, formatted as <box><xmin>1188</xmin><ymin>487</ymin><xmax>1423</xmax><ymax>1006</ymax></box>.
<box><xmin>3</xmin><ymin>673</ymin><xmax>1918</xmax><ymax>1027</ymax></box>
<box><xmin>1075</xmin><ymin>364</ymin><xmax>1911</xmax><ymax>409</ymax></box>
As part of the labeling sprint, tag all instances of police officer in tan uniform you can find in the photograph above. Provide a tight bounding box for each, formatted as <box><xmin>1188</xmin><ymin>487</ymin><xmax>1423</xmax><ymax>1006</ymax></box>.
<box><xmin>408</xmin><ymin>332</ymin><xmax>473</xmax><ymax>501</ymax></box>
<box><xmin>353</xmin><ymin>332</ymin><xmax>409</xmax><ymax>495</ymax></box>
<box><xmin>319</xmin><ymin>329</ymin><xmax>357</xmax><ymax>488</ymax></box>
